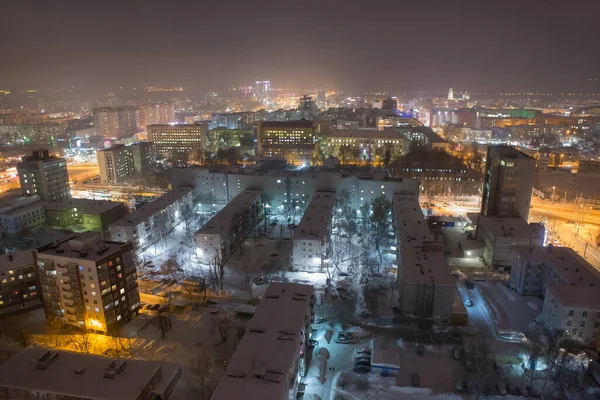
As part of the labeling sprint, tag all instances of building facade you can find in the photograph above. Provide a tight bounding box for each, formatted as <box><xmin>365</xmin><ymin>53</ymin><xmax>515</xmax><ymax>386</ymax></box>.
<box><xmin>109</xmin><ymin>188</ymin><xmax>193</xmax><ymax>253</ymax></box>
<box><xmin>0</xmin><ymin>250</ymin><xmax>39</xmax><ymax>312</ymax></box>
<box><xmin>480</xmin><ymin>146</ymin><xmax>536</xmax><ymax>221</ymax></box>
<box><xmin>44</xmin><ymin>198</ymin><xmax>127</xmax><ymax>233</ymax></box>
<box><xmin>0</xmin><ymin>195</ymin><xmax>46</xmax><ymax>235</ymax></box>
<box><xmin>98</xmin><ymin>144</ymin><xmax>134</xmax><ymax>184</ymax></box>
<box><xmin>292</xmin><ymin>192</ymin><xmax>336</xmax><ymax>271</ymax></box>
<box><xmin>256</xmin><ymin>120</ymin><xmax>316</xmax><ymax>164</ymax></box>
<box><xmin>131</xmin><ymin>141</ymin><xmax>157</xmax><ymax>173</ymax></box>
<box><xmin>36</xmin><ymin>233</ymin><xmax>141</xmax><ymax>333</ymax></box>
<box><xmin>195</xmin><ymin>190</ymin><xmax>262</xmax><ymax>265</ymax></box>
<box><xmin>147</xmin><ymin>124</ymin><xmax>207</xmax><ymax>162</ymax></box>
<box><xmin>17</xmin><ymin>150</ymin><xmax>70</xmax><ymax>202</ymax></box>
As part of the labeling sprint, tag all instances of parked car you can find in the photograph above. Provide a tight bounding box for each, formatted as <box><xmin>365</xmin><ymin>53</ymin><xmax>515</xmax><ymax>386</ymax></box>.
<box><xmin>464</xmin><ymin>299</ymin><xmax>473</xmax><ymax>307</ymax></box>
<box><xmin>411</xmin><ymin>373</ymin><xmax>420</xmax><ymax>386</ymax></box>
<box><xmin>465</xmin><ymin>280</ymin><xmax>475</xmax><ymax>289</ymax></box>
<box><xmin>308</xmin><ymin>339</ymin><xmax>318</xmax><ymax>347</ymax></box>
<box><xmin>355</xmin><ymin>347</ymin><xmax>372</xmax><ymax>356</ymax></box>
<box><xmin>354</xmin><ymin>356</ymin><xmax>371</xmax><ymax>364</ymax></box>
<box><xmin>452</xmin><ymin>345</ymin><xmax>462</xmax><ymax>360</ymax></box>
<box><xmin>354</xmin><ymin>360</ymin><xmax>370</xmax><ymax>367</ymax></box>
<box><xmin>416</xmin><ymin>344</ymin><xmax>425</xmax><ymax>356</ymax></box>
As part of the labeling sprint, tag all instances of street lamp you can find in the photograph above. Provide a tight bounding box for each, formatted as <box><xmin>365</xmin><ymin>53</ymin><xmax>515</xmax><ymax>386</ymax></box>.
<box><xmin>551</xmin><ymin>186</ymin><xmax>556</xmax><ymax>203</ymax></box>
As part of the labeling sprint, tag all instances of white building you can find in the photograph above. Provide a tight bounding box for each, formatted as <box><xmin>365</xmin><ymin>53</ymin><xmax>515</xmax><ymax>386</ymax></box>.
<box><xmin>393</xmin><ymin>195</ymin><xmax>455</xmax><ymax>321</ymax></box>
<box><xmin>510</xmin><ymin>246</ymin><xmax>600</xmax><ymax>348</ymax></box>
<box><xmin>36</xmin><ymin>232</ymin><xmax>140</xmax><ymax>333</ymax></box>
<box><xmin>109</xmin><ymin>188</ymin><xmax>193</xmax><ymax>253</ymax></box>
<box><xmin>292</xmin><ymin>191</ymin><xmax>336</xmax><ymax>271</ymax></box>
<box><xmin>195</xmin><ymin>190</ymin><xmax>262</xmax><ymax>265</ymax></box>
<box><xmin>0</xmin><ymin>195</ymin><xmax>46</xmax><ymax>235</ymax></box>
<box><xmin>211</xmin><ymin>282</ymin><xmax>315</xmax><ymax>400</ymax></box>
<box><xmin>170</xmin><ymin>165</ymin><xmax>418</xmax><ymax>210</ymax></box>
<box><xmin>476</xmin><ymin>215</ymin><xmax>545</xmax><ymax>268</ymax></box>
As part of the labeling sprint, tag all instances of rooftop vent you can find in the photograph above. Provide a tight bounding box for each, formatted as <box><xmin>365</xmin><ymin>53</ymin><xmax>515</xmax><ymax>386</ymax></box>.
<box><xmin>74</xmin><ymin>368</ymin><xmax>85</xmax><ymax>375</ymax></box>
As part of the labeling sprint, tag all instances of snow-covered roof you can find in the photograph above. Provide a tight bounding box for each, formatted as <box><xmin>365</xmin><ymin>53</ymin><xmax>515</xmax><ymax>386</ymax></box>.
<box><xmin>0</xmin><ymin>347</ymin><xmax>180</xmax><ymax>400</ymax></box>
<box><xmin>477</xmin><ymin>215</ymin><xmax>544</xmax><ymax>240</ymax></box>
<box><xmin>371</xmin><ymin>337</ymin><xmax>400</xmax><ymax>370</ymax></box>
<box><xmin>38</xmin><ymin>232</ymin><xmax>132</xmax><ymax>262</ymax></box>
<box><xmin>44</xmin><ymin>198</ymin><xmax>124</xmax><ymax>214</ymax></box>
<box><xmin>0</xmin><ymin>249</ymin><xmax>35</xmax><ymax>271</ymax></box>
<box><xmin>294</xmin><ymin>192</ymin><xmax>336</xmax><ymax>241</ymax></box>
<box><xmin>392</xmin><ymin>195</ymin><xmax>432</xmax><ymax>247</ymax></box>
<box><xmin>515</xmin><ymin>245</ymin><xmax>600</xmax><ymax>307</ymax></box>
<box><xmin>212</xmin><ymin>282</ymin><xmax>314</xmax><ymax>400</ymax></box>
<box><xmin>399</xmin><ymin>244</ymin><xmax>454</xmax><ymax>286</ymax></box>
<box><xmin>196</xmin><ymin>190</ymin><xmax>262</xmax><ymax>237</ymax></box>
<box><xmin>110</xmin><ymin>188</ymin><xmax>191</xmax><ymax>228</ymax></box>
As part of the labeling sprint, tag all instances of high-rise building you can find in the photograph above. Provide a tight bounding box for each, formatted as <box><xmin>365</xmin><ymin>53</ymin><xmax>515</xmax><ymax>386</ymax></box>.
<box><xmin>0</xmin><ymin>250</ymin><xmax>39</xmax><ymax>311</ymax></box>
<box><xmin>97</xmin><ymin>145</ymin><xmax>134</xmax><ymax>184</ymax></box>
<box><xmin>93</xmin><ymin>107</ymin><xmax>120</xmax><ymax>138</ymax></box>
<box><xmin>147</xmin><ymin>124</ymin><xmax>207</xmax><ymax>162</ymax></box>
<box><xmin>255</xmin><ymin>120</ymin><xmax>316</xmax><ymax>164</ymax></box>
<box><xmin>17</xmin><ymin>150</ymin><xmax>70</xmax><ymax>202</ymax></box>
<box><xmin>116</xmin><ymin>106</ymin><xmax>140</xmax><ymax>136</ymax></box>
<box><xmin>480</xmin><ymin>146</ymin><xmax>536</xmax><ymax>221</ymax></box>
<box><xmin>254</xmin><ymin>80</ymin><xmax>270</xmax><ymax>103</ymax></box>
<box><xmin>298</xmin><ymin>95</ymin><xmax>317</xmax><ymax>120</ymax></box>
<box><xmin>130</xmin><ymin>141</ymin><xmax>156</xmax><ymax>173</ymax></box>
<box><xmin>138</xmin><ymin>102</ymin><xmax>175</xmax><ymax>129</ymax></box>
<box><xmin>36</xmin><ymin>232</ymin><xmax>141</xmax><ymax>333</ymax></box>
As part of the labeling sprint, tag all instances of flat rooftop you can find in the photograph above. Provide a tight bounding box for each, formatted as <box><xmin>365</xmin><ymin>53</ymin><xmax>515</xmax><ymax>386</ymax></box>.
<box><xmin>489</xmin><ymin>145</ymin><xmax>533</xmax><ymax>160</ymax></box>
<box><xmin>399</xmin><ymin>244</ymin><xmax>454</xmax><ymax>286</ymax></box>
<box><xmin>38</xmin><ymin>232</ymin><xmax>130</xmax><ymax>262</ymax></box>
<box><xmin>546</xmin><ymin>282</ymin><xmax>600</xmax><ymax>309</ymax></box>
<box><xmin>514</xmin><ymin>245</ymin><xmax>600</xmax><ymax>306</ymax></box>
<box><xmin>294</xmin><ymin>191</ymin><xmax>336</xmax><ymax>241</ymax></box>
<box><xmin>0</xmin><ymin>347</ymin><xmax>179</xmax><ymax>400</ymax></box>
<box><xmin>393</xmin><ymin>195</ymin><xmax>432</xmax><ymax>246</ymax></box>
<box><xmin>0</xmin><ymin>194</ymin><xmax>43</xmax><ymax>214</ymax></box>
<box><xmin>111</xmin><ymin>188</ymin><xmax>191</xmax><ymax>228</ymax></box>
<box><xmin>44</xmin><ymin>198</ymin><xmax>124</xmax><ymax>214</ymax></box>
<box><xmin>260</xmin><ymin>120</ymin><xmax>313</xmax><ymax>128</ymax></box>
<box><xmin>477</xmin><ymin>215</ymin><xmax>544</xmax><ymax>240</ymax></box>
<box><xmin>0</xmin><ymin>249</ymin><xmax>35</xmax><ymax>272</ymax></box>
<box><xmin>196</xmin><ymin>190</ymin><xmax>262</xmax><ymax>236</ymax></box>
<box><xmin>212</xmin><ymin>282</ymin><xmax>314</xmax><ymax>400</ymax></box>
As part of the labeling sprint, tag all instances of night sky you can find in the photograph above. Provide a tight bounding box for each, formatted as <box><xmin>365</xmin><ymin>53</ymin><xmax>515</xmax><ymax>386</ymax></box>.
<box><xmin>1</xmin><ymin>0</ymin><xmax>599</xmax><ymax>92</ymax></box>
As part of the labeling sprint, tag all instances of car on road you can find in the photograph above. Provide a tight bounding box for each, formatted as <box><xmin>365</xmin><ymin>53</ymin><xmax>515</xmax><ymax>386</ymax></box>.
<box><xmin>335</xmin><ymin>331</ymin><xmax>353</xmax><ymax>343</ymax></box>
<box><xmin>411</xmin><ymin>373</ymin><xmax>420</xmax><ymax>386</ymax></box>
<box><xmin>416</xmin><ymin>344</ymin><xmax>425</xmax><ymax>356</ymax></box>
<box><xmin>464</xmin><ymin>299</ymin><xmax>473</xmax><ymax>307</ymax></box>
<box><xmin>465</xmin><ymin>280</ymin><xmax>475</xmax><ymax>289</ymax></box>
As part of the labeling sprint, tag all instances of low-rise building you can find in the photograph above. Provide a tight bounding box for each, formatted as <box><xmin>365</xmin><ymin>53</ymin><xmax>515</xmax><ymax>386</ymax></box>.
<box><xmin>324</xmin><ymin>129</ymin><xmax>405</xmax><ymax>164</ymax></box>
<box><xmin>511</xmin><ymin>246</ymin><xmax>600</xmax><ymax>347</ymax></box>
<box><xmin>393</xmin><ymin>195</ymin><xmax>455</xmax><ymax>321</ymax></box>
<box><xmin>109</xmin><ymin>188</ymin><xmax>193</xmax><ymax>253</ymax></box>
<box><xmin>211</xmin><ymin>282</ymin><xmax>315</xmax><ymax>400</ymax></box>
<box><xmin>36</xmin><ymin>232</ymin><xmax>140</xmax><ymax>333</ymax></box>
<box><xmin>195</xmin><ymin>190</ymin><xmax>262</xmax><ymax>265</ymax></box>
<box><xmin>256</xmin><ymin>120</ymin><xmax>316</xmax><ymax>164</ymax></box>
<box><xmin>17</xmin><ymin>150</ymin><xmax>70</xmax><ymax>202</ymax></box>
<box><xmin>0</xmin><ymin>195</ymin><xmax>46</xmax><ymax>236</ymax></box>
<box><xmin>292</xmin><ymin>191</ymin><xmax>336</xmax><ymax>271</ymax></box>
<box><xmin>45</xmin><ymin>198</ymin><xmax>127</xmax><ymax>233</ymax></box>
<box><xmin>476</xmin><ymin>216</ymin><xmax>545</xmax><ymax>268</ymax></box>
<box><xmin>0</xmin><ymin>347</ymin><xmax>181</xmax><ymax>400</ymax></box>
<box><xmin>98</xmin><ymin>144</ymin><xmax>134</xmax><ymax>184</ymax></box>
<box><xmin>0</xmin><ymin>250</ymin><xmax>39</xmax><ymax>312</ymax></box>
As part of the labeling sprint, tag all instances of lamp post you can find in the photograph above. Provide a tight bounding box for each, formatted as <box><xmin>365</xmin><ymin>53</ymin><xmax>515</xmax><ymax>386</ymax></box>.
<box><xmin>551</xmin><ymin>186</ymin><xmax>556</xmax><ymax>203</ymax></box>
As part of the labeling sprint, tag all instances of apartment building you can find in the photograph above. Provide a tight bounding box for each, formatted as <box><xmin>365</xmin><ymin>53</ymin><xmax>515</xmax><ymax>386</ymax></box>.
<box><xmin>36</xmin><ymin>233</ymin><xmax>141</xmax><ymax>333</ymax></box>
<box><xmin>44</xmin><ymin>198</ymin><xmax>127</xmax><ymax>233</ymax></box>
<box><xmin>476</xmin><ymin>216</ymin><xmax>545</xmax><ymax>268</ymax></box>
<box><xmin>170</xmin><ymin>165</ymin><xmax>419</xmax><ymax>210</ymax></box>
<box><xmin>393</xmin><ymin>195</ymin><xmax>455</xmax><ymax>320</ymax></box>
<box><xmin>212</xmin><ymin>282</ymin><xmax>315</xmax><ymax>400</ymax></box>
<box><xmin>17</xmin><ymin>150</ymin><xmax>70</xmax><ymax>202</ymax></box>
<box><xmin>0</xmin><ymin>348</ymin><xmax>181</xmax><ymax>400</ymax></box>
<box><xmin>256</xmin><ymin>120</ymin><xmax>316</xmax><ymax>164</ymax></box>
<box><xmin>0</xmin><ymin>250</ymin><xmax>39</xmax><ymax>312</ymax></box>
<box><xmin>0</xmin><ymin>195</ymin><xmax>46</xmax><ymax>235</ymax></box>
<box><xmin>195</xmin><ymin>190</ymin><xmax>262</xmax><ymax>265</ymax></box>
<box><xmin>109</xmin><ymin>188</ymin><xmax>193</xmax><ymax>253</ymax></box>
<box><xmin>292</xmin><ymin>191</ymin><xmax>336</xmax><ymax>271</ymax></box>
<box><xmin>98</xmin><ymin>144</ymin><xmax>134</xmax><ymax>184</ymax></box>
<box><xmin>324</xmin><ymin>129</ymin><xmax>405</xmax><ymax>164</ymax></box>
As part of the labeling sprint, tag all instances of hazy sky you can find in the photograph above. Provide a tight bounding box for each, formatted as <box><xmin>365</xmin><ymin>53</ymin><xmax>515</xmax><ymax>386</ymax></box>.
<box><xmin>1</xmin><ymin>0</ymin><xmax>599</xmax><ymax>92</ymax></box>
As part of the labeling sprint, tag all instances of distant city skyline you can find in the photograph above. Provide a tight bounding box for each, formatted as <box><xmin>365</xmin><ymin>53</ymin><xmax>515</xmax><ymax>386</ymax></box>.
<box><xmin>1</xmin><ymin>0</ymin><xmax>600</xmax><ymax>93</ymax></box>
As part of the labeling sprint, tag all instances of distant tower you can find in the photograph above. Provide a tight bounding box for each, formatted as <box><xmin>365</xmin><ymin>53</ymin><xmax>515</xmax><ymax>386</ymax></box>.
<box><xmin>448</xmin><ymin>88</ymin><xmax>454</xmax><ymax>100</ymax></box>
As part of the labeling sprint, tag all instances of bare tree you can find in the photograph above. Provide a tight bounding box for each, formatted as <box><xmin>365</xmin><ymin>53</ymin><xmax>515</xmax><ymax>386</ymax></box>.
<box><xmin>190</xmin><ymin>347</ymin><xmax>217</xmax><ymax>400</ymax></box>
<box><xmin>215</xmin><ymin>316</ymin><xmax>232</xmax><ymax>343</ymax></box>
<box><xmin>466</xmin><ymin>335</ymin><xmax>497</xmax><ymax>400</ymax></box>
<box><xmin>207</xmin><ymin>250</ymin><xmax>226</xmax><ymax>291</ymax></box>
